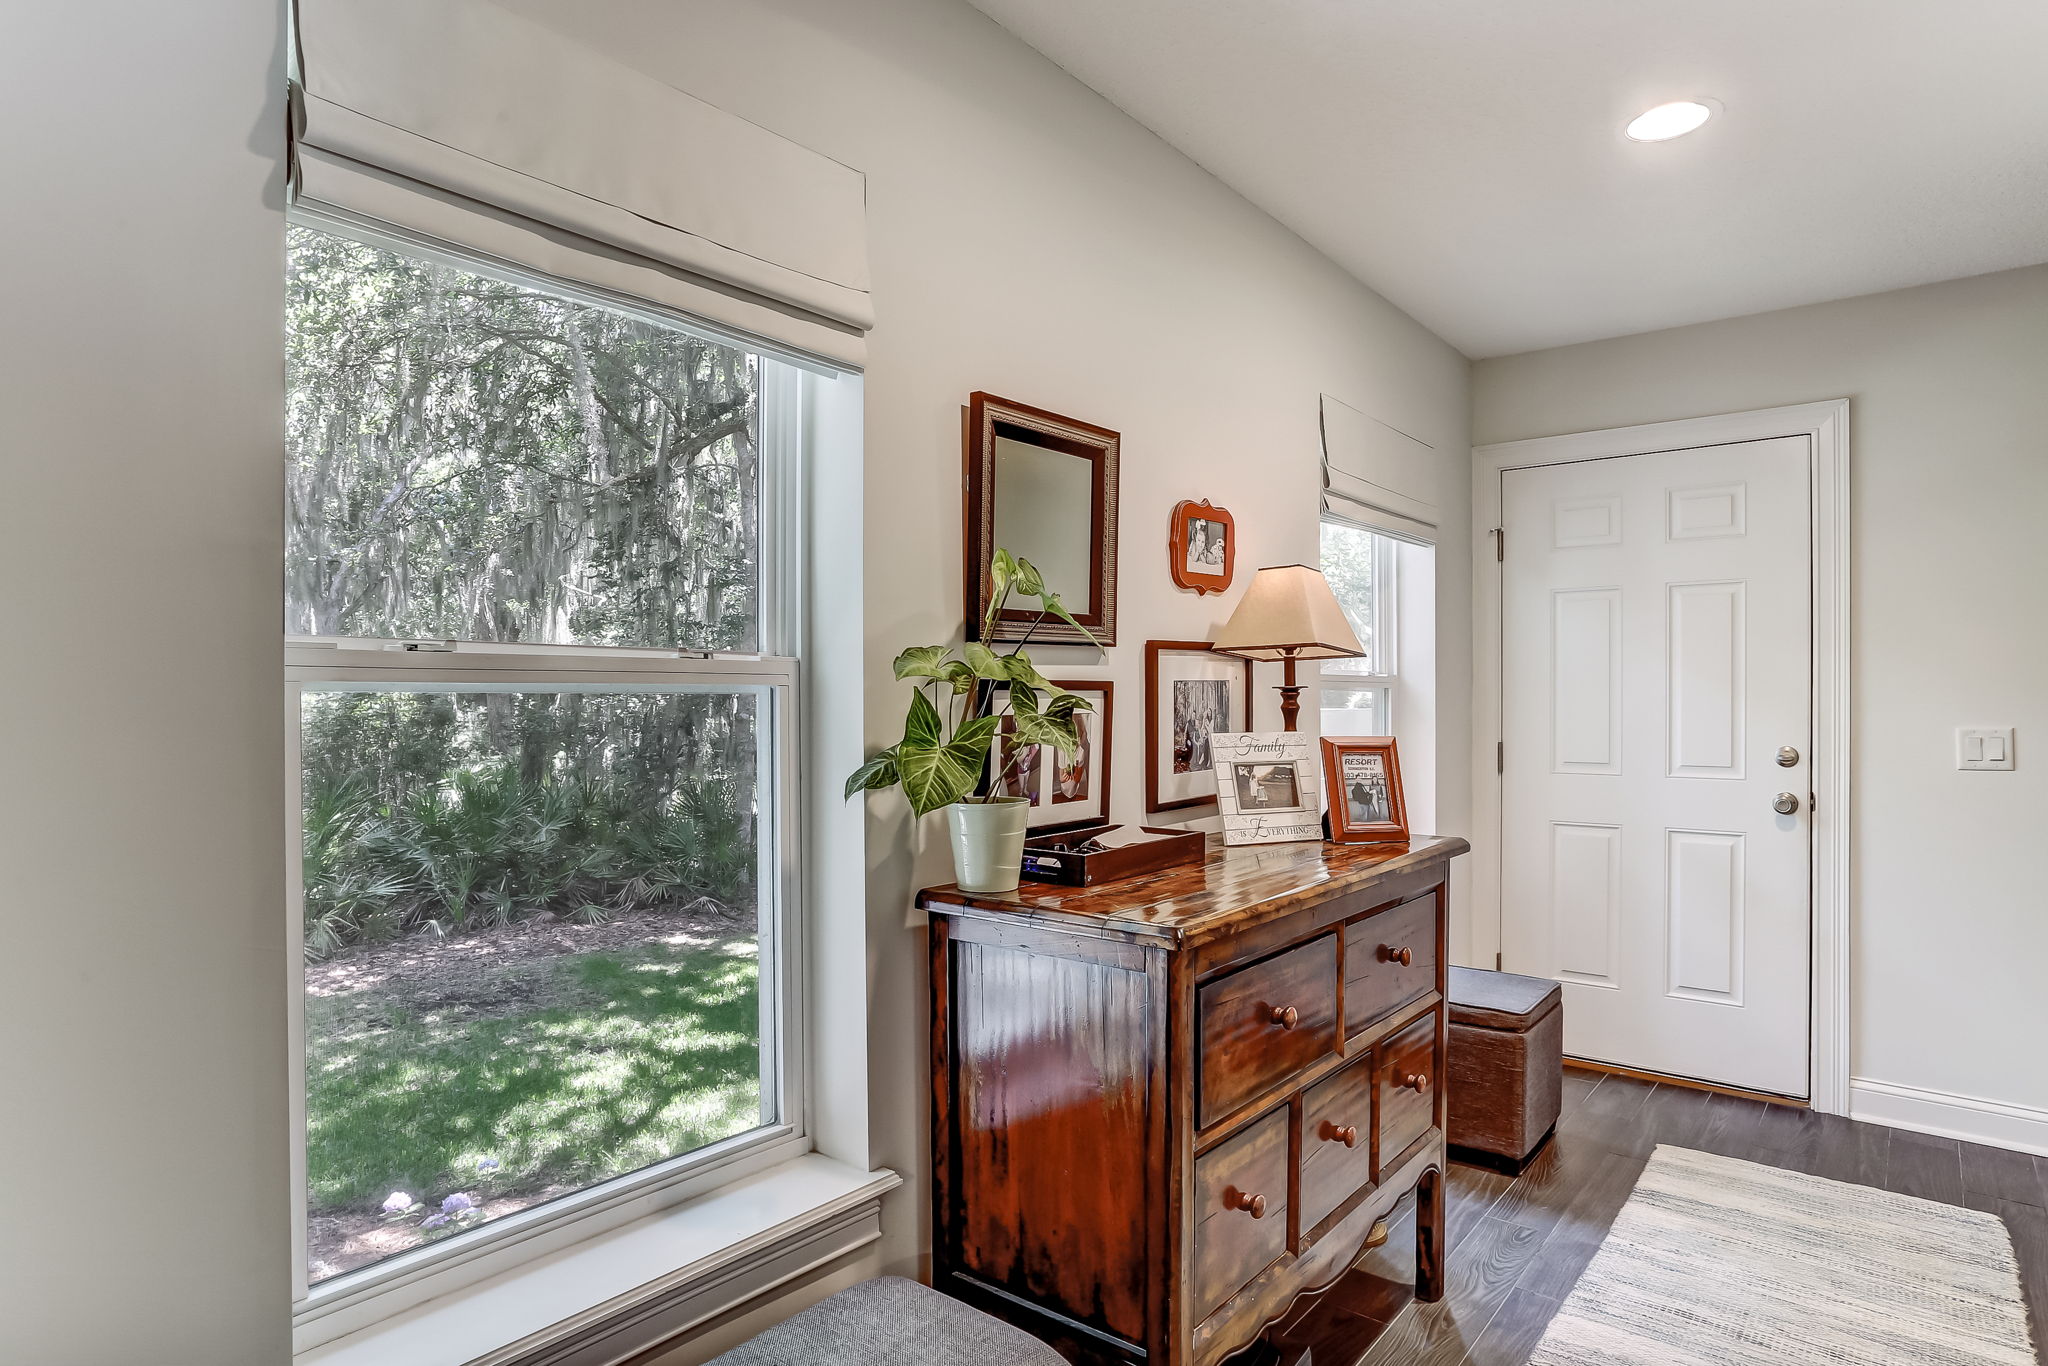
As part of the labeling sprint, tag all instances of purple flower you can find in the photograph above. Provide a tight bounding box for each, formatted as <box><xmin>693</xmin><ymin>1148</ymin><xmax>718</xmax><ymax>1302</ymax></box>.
<box><xmin>475</xmin><ymin>1157</ymin><xmax>500</xmax><ymax>1173</ymax></box>
<box><xmin>380</xmin><ymin>1191</ymin><xmax>414</xmax><ymax>1214</ymax></box>
<box><xmin>420</xmin><ymin>1213</ymin><xmax>450</xmax><ymax>1230</ymax></box>
<box><xmin>441</xmin><ymin>1192</ymin><xmax>475</xmax><ymax>1214</ymax></box>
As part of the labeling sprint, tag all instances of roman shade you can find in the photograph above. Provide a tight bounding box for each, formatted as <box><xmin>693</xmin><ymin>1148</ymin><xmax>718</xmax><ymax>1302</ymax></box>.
<box><xmin>1320</xmin><ymin>395</ymin><xmax>1439</xmax><ymax>544</ymax></box>
<box><xmin>289</xmin><ymin>0</ymin><xmax>871</xmax><ymax>367</ymax></box>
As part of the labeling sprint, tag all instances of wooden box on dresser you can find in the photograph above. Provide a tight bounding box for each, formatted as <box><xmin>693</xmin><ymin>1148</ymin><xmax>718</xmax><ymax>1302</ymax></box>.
<box><xmin>921</xmin><ymin>835</ymin><xmax>1469</xmax><ymax>1366</ymax></box>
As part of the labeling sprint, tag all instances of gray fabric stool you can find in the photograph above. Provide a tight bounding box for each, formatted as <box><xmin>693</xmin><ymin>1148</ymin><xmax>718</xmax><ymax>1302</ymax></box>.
<box><xmin>706</xmin><ymin>1277</ymin><xmax>1065</xmax><ymax>1366</ymax></box>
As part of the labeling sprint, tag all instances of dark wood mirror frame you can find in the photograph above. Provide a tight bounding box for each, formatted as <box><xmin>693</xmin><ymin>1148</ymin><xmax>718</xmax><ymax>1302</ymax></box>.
<box><xmin>964</xmin><ymin>392</ymin><xmax>1119</xmax><ymax>646</ymax></box>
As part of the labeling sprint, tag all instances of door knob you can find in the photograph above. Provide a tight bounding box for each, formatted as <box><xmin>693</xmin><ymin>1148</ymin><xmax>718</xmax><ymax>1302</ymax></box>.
<box><xmin>1776</xmin><ymin>746</ymin><xmax>1801</xmax><ymax>767</ymax></box>
<box><xmin>1772</xmin><ymin>792</ymin><xmax>1800</xmax><ymax>815</ymax></box>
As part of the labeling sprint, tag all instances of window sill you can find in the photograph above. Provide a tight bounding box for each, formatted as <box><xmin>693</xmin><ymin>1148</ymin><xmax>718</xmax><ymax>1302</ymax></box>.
<box><xmin>296</xmin><ymin>1154</ymin><xmax>901</xmax><ymax>1366</ymax></box>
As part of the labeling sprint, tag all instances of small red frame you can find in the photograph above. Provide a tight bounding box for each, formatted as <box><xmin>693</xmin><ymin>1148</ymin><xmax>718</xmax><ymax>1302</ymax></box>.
<box><xmin>1167</xmin><ymin>499</ymin><xmax>1235</xmax><ymax>596</ymax></box>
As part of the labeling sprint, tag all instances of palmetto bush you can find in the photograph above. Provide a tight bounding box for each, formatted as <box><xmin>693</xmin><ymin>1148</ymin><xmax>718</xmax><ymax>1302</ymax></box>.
<box><xmin>303</xmin><ymin>764</ymin><xmax>754</xmax><ymax>959</ymax></box>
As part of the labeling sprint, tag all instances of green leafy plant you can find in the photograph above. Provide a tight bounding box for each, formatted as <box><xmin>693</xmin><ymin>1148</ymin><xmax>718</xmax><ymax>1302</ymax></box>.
<box><xmin>845</xmin><ymin>549</ymin><xmax>1102</xmax><ymax>817</ymax></box>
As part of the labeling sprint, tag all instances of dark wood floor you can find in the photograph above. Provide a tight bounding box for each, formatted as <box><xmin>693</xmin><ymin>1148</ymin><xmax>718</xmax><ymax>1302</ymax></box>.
<box><xmin>1270</xmin><ymin>1067</ymin><xmax>2048</xmax><ymax>1366</ymax></box>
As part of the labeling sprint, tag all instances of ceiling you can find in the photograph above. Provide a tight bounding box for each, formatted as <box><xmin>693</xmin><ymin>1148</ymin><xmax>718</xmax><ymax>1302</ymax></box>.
<box><xmin>966</xmin><ymin>0</ymin><xmax>2048</xmax><ymax>357</ymax></box>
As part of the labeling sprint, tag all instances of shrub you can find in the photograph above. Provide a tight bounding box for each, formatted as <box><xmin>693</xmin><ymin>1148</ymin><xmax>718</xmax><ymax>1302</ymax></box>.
<box><xmin>302</xmin><ymin>763</ymin><xmax>754</xmax><ymax>959</ymax></box>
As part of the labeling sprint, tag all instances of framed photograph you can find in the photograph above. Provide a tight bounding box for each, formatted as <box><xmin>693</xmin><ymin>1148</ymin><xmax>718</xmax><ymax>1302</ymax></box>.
<box><xmin>1321</xmin><ymin>735</ymin><xmax>1410</xmax><ymax>844</ymax></box>
<box><xmin>1168</xmin><ymin>499</ymin><xmax>1236</xmax><ymax>596</ymax></box>
<box><xmin>1145</xmin><ymin>640</ymin><xmax>1253</xmax><ymax>813</ymax></box>
<box><xmin>987</xmin><ymin>681</ymin><xmax>1113</xmax><ymax>833</ymax></box>
<box><xmin>1212</xmin><ymin>731</ymin><xmax>1322</xmax><ymax>845</ymax></box>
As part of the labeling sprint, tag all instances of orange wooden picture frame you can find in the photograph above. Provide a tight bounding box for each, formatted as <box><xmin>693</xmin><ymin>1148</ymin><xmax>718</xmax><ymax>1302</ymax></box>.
<box><xmin>1167</xmin><ymin>499</ymin><xmax>1235</xmax><ymax>596</ymax></box>
<box><xmin>1321</xmin><ymin>735</ymin><xmax>1410</xmax><ymax>844</ymax></box>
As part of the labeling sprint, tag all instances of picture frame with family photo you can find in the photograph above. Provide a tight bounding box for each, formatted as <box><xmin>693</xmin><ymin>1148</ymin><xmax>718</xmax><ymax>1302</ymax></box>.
<box><xmin>1211</xmin><ymin>731</ymin><xmax>1322</xmax><ymax>845</ymax></box>
<box><xmin>1144</xmin><ymin>640</ymin><xmax>1253</xmax><ymax>813</ymax></box>
<box><xmin>989</xmin><ymin>680</ymin><xmax>1114</xmax><ymax>833</ymax></box>
<box><xmin>1320</xmin><ymin>735</ymin><xmax>1410</xmax><ymax>844</ymax></box>
<box><xmin>1167</xmin><ymin>499</ymin><xmax>1235</xmax><ymax>596</ymax></box>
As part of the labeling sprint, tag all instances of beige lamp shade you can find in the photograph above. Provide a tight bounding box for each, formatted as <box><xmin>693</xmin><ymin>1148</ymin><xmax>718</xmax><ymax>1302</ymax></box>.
<box><xmin>1212</xmin><ymin>564</ymin><xmax>1365</xmax><ymax>662</ymax></box>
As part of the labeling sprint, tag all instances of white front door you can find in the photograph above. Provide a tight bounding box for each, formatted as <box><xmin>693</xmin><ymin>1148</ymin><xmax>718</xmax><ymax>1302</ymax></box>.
<box><xmin>1499</xmin><ymin>436</ymin><xmax>1812</xmax><ymax>1097</ymax></box>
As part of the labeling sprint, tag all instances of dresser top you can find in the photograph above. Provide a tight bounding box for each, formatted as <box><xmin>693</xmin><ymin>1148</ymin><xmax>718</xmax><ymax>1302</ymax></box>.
<box><xmin>917</xmin><ymin>833</ymin><xmax>1468</xmax><ymax>946</ymax></box>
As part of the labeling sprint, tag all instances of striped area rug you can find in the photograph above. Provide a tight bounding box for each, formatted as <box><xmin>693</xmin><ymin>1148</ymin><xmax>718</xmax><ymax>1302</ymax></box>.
<box><xmin>1530</xmin><ymin>1144</ymin><xmax>2037</xmax><ymax>1365</ymax></box>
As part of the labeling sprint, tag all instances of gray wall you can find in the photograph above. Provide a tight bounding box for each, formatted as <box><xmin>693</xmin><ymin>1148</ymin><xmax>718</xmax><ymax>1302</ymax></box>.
<box><xmin>1473</xmin><ymin>264</ymin><xmax>2048</xmax><ymax>1128</ymax></box>
<box><xmin>0</xmin><ymin>1</ymin><xmax>289</xmax><ymax>1360</ymax></box>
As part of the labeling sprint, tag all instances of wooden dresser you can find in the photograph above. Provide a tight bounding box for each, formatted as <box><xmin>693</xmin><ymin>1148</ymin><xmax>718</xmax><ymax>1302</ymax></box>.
<box><xmin>921</xmin><ymin>835</ymin><xmax>1468</xmax><ymax>1366</ymax></box>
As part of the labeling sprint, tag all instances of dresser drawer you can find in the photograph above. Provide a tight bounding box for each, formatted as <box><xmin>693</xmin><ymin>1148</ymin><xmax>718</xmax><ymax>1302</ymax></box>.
<box><xmin>1374</xmin><ymin>1014</ymin><xmax>1438</xmax><ymax>1175</ymax></box>
<box><xmin>1297</xmin><ymin>1055</ymin><xmax>1375</xmax><ymax>1236</ymax></box>
<box><xmin>1197</xmin><ymin>935</ymin><xmax>1340</xmax><ymax>1127</ymax></box>
<box><xmin>1192</xmin><ymin>1109</ymin><xmax>1290</xmax><ymax>1318</ymax></box>
<box><xmin>1343</xmin><ymin>894</ymin><xmax>1438</xmax><ymax>1035</ymax></box>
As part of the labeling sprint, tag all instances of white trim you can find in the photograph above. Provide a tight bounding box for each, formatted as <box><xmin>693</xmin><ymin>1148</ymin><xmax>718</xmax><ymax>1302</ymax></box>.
<box><xmin>287</xmin><ymin>683</ymin><xmax>312</xmax><ymax>1303</ymax></box>
<box><xmin>285</xmin><ymin>645</ymin><xmax>799</xmax><ymax>683</ymax></box>
<box><xmin>1850</xmin><ymin>1078</ymin><xmax>2048</xmax><ymax>1158</ymax></box>
<box><xmin>298</xmin><ymin>1155</ymin><xmax>901</xmax><ymax>1366</ymax></box>
<box><xmin>1470</xmin><ymin>400</ymin><xmax>1851</xmax><ymax>1114</ymax></box>
<box><xmin>296</xmin><ymin>1132</ymin><xmax>810</xmax><ymax>1349</ymax></box>
<box><xmin>795</xmin><ymin>368</ymin><xmax>872</xmax><ymax>1172</ymax></box>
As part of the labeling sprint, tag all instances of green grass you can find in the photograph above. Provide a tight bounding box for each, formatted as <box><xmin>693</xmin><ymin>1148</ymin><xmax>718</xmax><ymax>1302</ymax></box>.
<box><xmin>305</xmin><ymin>940</ymin><xmax>761</xmax><ymax>1212</ymax></box>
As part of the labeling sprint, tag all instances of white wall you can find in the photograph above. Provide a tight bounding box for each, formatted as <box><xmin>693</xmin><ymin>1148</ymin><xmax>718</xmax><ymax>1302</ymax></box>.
<box><xmin>1472</xmin><ymin>265</ymin><xmax>2048</xmax><ymax>1141</ymax></box>
<box><xmin>0</xmin><ymin>2</ymin><xmax>289</xmax><ymax>1361</ymax></box>
<box><xmin>496</xmin><ymin>0</ymin><xmax>1472</xmax><ymax>1354</ymax></box>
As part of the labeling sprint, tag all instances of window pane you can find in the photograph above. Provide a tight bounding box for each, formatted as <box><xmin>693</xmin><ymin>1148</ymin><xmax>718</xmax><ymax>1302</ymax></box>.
<box><xmin>299</xmin><ymin>685</ymin><xmax>770</xmax><ymax>1284</ymax></box>
<box><xmin>286</xmin><ymin>225</ymin><xmax>761</xmax><ymax>651</ymax></box>
<box><xmin>1320</xmin><ymin>687</ymin><xmax>1384</xmax><ymax>736</ymax></box>
<box><xmin>1320</xmin><ymin>521</ymin><xmax>1377</xmax><ymax>675</ymax></box>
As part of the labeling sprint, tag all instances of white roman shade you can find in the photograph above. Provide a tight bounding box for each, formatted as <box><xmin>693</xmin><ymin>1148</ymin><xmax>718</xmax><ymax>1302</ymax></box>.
<box><xmin>1319</xmin><ymin>394</ymin><xmax>1439</xmax><ymax>544</ymax></box>
<box><xmin>289</xmin><ymin>0</ymin><xmax>871</xmax><ymax>367</ymax></box>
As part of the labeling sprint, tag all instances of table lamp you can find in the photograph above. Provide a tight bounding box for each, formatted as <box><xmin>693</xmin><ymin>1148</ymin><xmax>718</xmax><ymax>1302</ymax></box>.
<box><xmin>1212</xmin><ymin>564</ymin><xmax>1365</xmax><ymax>731</ymax></box>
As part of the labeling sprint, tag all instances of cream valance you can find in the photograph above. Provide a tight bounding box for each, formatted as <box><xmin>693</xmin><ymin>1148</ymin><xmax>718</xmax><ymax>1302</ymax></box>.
<box><xmin>290</xmin><ymin>0</ymin><xmax>870</xmax><ymax>366</ymax></box>
<box><xmin>1319</xmin><ymin>394</ymin><xmax>1439</xmax><ymax>544</ymax></box>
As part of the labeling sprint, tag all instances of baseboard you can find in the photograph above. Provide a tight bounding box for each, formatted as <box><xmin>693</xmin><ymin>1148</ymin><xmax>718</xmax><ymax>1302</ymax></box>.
<box><xmin>1848</xmin><ymin>1077</ymin><xmax>2048</xmax><ymax>1158</ymax></box>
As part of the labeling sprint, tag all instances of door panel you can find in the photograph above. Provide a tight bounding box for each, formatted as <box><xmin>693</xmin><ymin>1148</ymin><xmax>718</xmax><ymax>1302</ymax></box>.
<box><xmin>1551</xmin><ymin>822</ymin><xmax>1620</xmax><ymax>985</ymax></box>
<box><xmin>1500</xmin><ymin>436</ymin><xmax>1811</xmax><ymax>1097</ymax></box>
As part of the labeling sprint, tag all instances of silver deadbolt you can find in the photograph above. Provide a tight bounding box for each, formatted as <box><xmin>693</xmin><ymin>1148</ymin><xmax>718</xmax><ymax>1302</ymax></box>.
<box><xmin>1772</xmin><ymin>792</ymin><xmax>1801</xmax><ymax>815</ymax></box>
<box><xmin>1776</xmin><ymin>746</ymin><xmax>1800</xmax><ymax>768</ymax></box>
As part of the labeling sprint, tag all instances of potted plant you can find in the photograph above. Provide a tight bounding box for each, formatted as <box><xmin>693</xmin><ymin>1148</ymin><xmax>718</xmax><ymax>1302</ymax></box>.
<box><xmin>845</xmin><ymin>549</ymin><xmax>1100</xmax><ymax>893</ymax></box>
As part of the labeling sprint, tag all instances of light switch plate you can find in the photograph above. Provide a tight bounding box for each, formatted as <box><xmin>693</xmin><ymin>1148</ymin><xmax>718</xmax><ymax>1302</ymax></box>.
<box><xmin>1957</xmin><ymin>726</ymin><xmax>2016</xmax><ymax>771</ymax></box>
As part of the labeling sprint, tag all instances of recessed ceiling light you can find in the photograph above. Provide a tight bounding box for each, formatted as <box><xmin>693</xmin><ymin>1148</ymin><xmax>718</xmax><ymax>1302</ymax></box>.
<box><xmin>1625</xmin><ymin>100</ymin><xmax>1713</xmax><ymax>142</ymax></box>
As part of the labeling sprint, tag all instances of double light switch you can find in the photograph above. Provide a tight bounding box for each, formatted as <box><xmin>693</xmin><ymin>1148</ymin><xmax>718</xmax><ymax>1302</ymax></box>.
<box><xmin>1956</xmin><ymin>727</ymin><xmax>2016</xmax><ymax>771</ymax></box>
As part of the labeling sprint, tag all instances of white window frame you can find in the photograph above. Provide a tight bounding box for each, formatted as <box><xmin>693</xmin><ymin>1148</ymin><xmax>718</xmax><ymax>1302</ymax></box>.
<box><xmin>282</xmin><ymin>217</ymin><xmax>821</xmax><ymax>1349</ymax></box>
<box><xmin>1319</xmin><ymin>522</ymin><xmax>1399</xmax><ymax>732</ymax></box>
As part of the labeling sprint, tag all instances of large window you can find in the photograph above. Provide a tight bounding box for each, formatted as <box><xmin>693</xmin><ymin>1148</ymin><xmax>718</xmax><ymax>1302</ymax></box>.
<box><xmin>1319</xmin><ymin>520</ymin><xmax>1398</xmax><ymax>734</ymax></box>
<box><xmin>285</xmin><ymin>223</ymin><xmax>802</xmax><ymax>1304</ymax></box>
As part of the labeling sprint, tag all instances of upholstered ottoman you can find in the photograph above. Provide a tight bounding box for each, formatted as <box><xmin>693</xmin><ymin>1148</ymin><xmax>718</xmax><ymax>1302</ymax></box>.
<box><xmin>1446</xmin><ymin>966</ymin><xmax>1564</xmax><ymax>1169</ymax></box>
<box><xmin>706</xmin><ymin>1277</ymin><xmax>1066</xmax><ymax>1366</ymax></box>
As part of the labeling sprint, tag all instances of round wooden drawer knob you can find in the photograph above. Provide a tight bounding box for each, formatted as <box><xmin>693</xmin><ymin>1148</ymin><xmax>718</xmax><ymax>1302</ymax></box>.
<box><xmin>1226</xmin><ymin>1188</ymin><xmax>1267</xmax><ymax>1219</ymax></box>
<box><xmin>1382</xmin><ymin>946</ymin><xmax>1413</xmax><ymax>967</ymax></box>
<box><xmin>1321</xmin><ymin>1121</ymin><xmax>1359</xmax><ymax>1149</ymax></box>
<box><xmin>1400</xmin><ymin>1072</ymin><xmax>1429</xmax><ymax>1092</ymax></box>
<box><xmin>1268</xmin><ymin>1004</ymin><xmax>1300</xmax><ymax>1030</ymax></box>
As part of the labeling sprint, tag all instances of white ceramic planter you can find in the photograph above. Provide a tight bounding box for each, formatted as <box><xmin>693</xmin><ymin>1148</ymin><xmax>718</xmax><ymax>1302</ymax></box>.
<box><xmin>945</xmin><ymin>797</ymin><xmax>1030</xmax><ymax>893</ymax></box>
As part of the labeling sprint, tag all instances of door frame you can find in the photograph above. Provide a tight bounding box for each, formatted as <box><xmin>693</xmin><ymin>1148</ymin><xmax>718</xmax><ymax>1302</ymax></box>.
<box><xmin>1471</xmin><ymin>400</ymin><xmax>1850</xmax><ymax>1112</ymax></box>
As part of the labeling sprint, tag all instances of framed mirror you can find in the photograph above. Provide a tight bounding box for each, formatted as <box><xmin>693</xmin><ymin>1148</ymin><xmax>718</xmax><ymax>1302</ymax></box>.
<box><xmin>965</xmin><ymin>392</ymin><xmax>1119</xmax><ymax>645</ymax></box>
